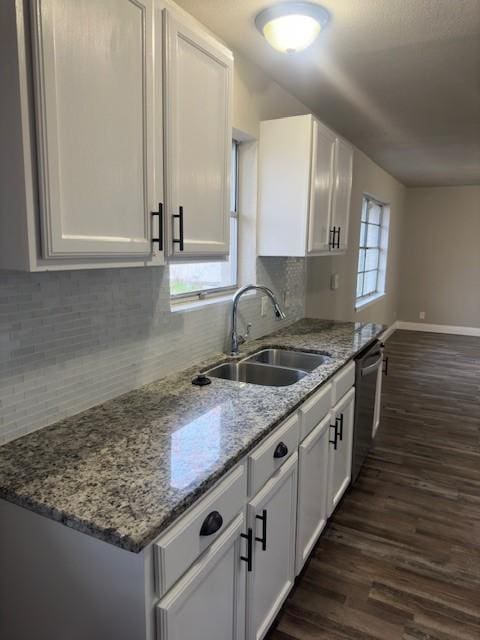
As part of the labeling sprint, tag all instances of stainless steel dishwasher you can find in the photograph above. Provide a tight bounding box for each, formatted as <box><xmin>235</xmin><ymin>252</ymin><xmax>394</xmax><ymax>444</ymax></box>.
<box><xmin>352</xmin><ymin>339</ymin><xmax>383</xmax><ymax>484</ymax></box>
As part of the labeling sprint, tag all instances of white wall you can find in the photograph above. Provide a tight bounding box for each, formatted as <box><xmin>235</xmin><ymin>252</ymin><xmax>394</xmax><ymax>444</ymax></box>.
<box><xmin>306</xmin><ymin>149</ymin><xmax>407</xmax><ymax>326</ymax></box>
<box><xmin>399</xmin><ymin>186</ymin><xmax>480</xmax><ymax>328</ymax></box>
<box><xmin>233</xmin><ymin>55</ymin><xmax>309</xmax><ymax>139</ymax></box>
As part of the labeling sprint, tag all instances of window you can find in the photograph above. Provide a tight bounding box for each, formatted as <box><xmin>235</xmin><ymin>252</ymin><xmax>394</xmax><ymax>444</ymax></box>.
<box><xmin>170</xmin><ymin>141</ymin><xmax>239</xmax><ymax>300</ymax></box>
<box><xmin>356</xmin><ymin>196</ymin><xmax>388</xmax><ymax>308</ymax></box>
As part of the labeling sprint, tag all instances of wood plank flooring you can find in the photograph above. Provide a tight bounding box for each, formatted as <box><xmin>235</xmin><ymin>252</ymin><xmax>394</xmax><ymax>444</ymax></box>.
<box><xmin>268</xmin><ymin>330</ymin><xmax>480</xmax><ymax>640</ymax></box>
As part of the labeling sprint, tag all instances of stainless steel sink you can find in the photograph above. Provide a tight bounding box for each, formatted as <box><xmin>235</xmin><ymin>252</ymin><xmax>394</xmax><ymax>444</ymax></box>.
<box><xmin>206</xmin><ymin>361</ymin><xmax>307</xmax><ymax>387</ymax></box>
<box><xmin>243</xmin><ymin>348</ymin><xmax>331</xmax><ymax>372</ymax></box>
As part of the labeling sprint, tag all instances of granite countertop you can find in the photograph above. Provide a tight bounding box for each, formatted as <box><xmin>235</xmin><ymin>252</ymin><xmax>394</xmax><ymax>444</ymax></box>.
<box><xmin>0</xmin><ymin>318</ymin><xmax>384</xmax><ymax>553</ymax></box>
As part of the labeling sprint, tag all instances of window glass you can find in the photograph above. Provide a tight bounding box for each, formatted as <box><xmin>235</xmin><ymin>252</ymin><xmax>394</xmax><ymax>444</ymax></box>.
<box><xmin>356</xmin><ymin>196</ymin><xmax>386</xmax><ymax>304</ymax></box>
<box><xmin>365</xmin><ymin>248</ymin><xmax>379</xmax><ymax>271</ymax></box>
<box><xmin>364</xmin><ymin>270</ymin><xmax>378</xmax><ymax>295</ymax></box>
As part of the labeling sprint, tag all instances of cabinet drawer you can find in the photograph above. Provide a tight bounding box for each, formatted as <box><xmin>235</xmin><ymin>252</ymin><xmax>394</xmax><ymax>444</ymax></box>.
<box><xmin>299</xmin><ymin>383</ymin><xmax>332</xmax><ymax>441</ymax></box>
<box><xmin>156</xmin><ymin>513</ymin><xmax>246</xmax><ymax>640</ymax></box>
<box><xmin>248</xmin><ymin>413</ymin><xmax>299</xmax><ymax>496</ymax></box>
<box><xmin>331</xmin><ymin>361</ymin><xmax>355</xmax><ymax>404</ymax></box>
<box><xmin>155</xmin><ymin>462</ymin><xmax>246</xmax><ymax>597</ymax></box>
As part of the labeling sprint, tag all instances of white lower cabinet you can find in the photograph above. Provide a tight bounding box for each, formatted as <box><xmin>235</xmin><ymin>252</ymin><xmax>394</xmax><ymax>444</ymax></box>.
<box><xmin>0</xmin><ymin>362</ymin><xmax>365</xmax><ymax>640</ymax></box>
<box><xmin>327</xmin><ymin>387</ymin><xmax>355</xmax><ymax>516</ymax></box>
<box><xmin>156</xmin><ymin>513</ymin><xmax>246</xmax><ymax>640</ymax></box>
<box><xmin>154</xmin><ymin>366</ymin><xmax>358</xmax><ymax>640</ymax></box>
<box><xmin>295</xmin><ymin>412</ymin><xmax>331</xmax><ymax>574</ymax></box>
<box><xmin>246</xmin><ymin>453</ymin><xmax>298</xmax><ymax>640</ymax></box>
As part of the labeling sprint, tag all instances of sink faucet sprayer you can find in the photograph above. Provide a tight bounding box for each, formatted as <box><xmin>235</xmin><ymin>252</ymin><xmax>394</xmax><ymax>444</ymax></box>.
<box><xmin>229</xmin><ymin>285</ymin><xmax>287</xmax><ymax>356</ymax></box>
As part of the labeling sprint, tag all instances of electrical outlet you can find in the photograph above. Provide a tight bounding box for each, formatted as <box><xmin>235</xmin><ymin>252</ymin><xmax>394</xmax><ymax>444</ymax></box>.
<box><xmin>330</xmin><ymin>273</ymin><xmax>339</xmax><ymax>290</ymax></box>
<box><xmin>419</xmin><ymin>311</ymin><xmax>426</xmax><ymax>320</ymax></box>
<box><xmin>261</xmin><ymin>296</ymin><xmax>268</xmax><ymax>317</ymax></box>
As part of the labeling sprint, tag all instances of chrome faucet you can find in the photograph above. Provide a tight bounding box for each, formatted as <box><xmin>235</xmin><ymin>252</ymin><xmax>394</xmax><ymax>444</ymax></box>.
<box><xmin>230</xmin><ymin>285</ymin><xmax>287</xmax><ymax>356</ymax></box>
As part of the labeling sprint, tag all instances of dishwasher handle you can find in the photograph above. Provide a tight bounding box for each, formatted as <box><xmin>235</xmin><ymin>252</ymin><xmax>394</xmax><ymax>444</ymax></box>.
<box><xmin>360</xmin><ymin>355</ymin><xmax>383</xmax><ymax>377</ymax></box>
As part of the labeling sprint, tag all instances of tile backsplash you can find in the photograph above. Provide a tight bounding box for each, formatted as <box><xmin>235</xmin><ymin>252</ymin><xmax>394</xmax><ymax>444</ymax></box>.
<box><xmin>0</xmin><ymin>257</ymin><xmax>306</xmax><ymax>444</ymax></box>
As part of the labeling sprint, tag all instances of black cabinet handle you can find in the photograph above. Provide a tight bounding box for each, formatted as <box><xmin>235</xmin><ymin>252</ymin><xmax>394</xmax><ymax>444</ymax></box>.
<box><xmin>329</xmin><ymin>226</ymin><xmax>337</xmax><ymax>249</ymax></box>
<box><xmin>336</xmin><ymin>414</ymin><xmax>344</xmax><ymax>441</ymax></box>
<box><xmin>273</xmin><ymin>442</ymin><xmax>288</xmax><ymax>459</ymax></box>
<box><xmin>329</xmin><ymin>227</ymin><xmax>341</xmax><ymax>249</ymax></box>
<box><xmin>329</xmin><ymin>423</ymin><xmax>338</xmax><ymax>450</ymax></box>
<box><xmin>151</xmin><ymin>203</ymin><xmax>163</xmax><ymax>251</ymax></box>
<box><xmin>255</xmin><ymin>509</ymin><xmax>267</xmax><ymax>551</ymax></box>
<box><xmin>383</xmin><ymin>356</ymin><xmax>389</xmax><ymax>376</ymax></box>
<box><xmin>199</xmin><ymin>510</ymin><xmax>223</xmax><ymax>536</ymax></box>
<box><xmin>240</xmin><ymin>528</ymin><xmax>253</xmax><ymax>572</ymax></box>
<box><xmin>173</xmin><ymin>205</ymin><xmax>184</xmax><ymax>251</ymax></box>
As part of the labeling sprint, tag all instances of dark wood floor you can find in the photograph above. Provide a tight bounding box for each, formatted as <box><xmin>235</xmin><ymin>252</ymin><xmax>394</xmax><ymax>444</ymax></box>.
<box><xmin>268</xmin><ymin>330</ymin><xmax>480</xmax><ymax>640</ymax></box>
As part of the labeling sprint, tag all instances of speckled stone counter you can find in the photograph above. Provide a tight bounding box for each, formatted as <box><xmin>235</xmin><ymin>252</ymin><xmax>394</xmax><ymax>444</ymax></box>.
<box><xmin>0</xmin><ymin>319</ymin><xmax>384</xmax><ymax>553</ymax></box>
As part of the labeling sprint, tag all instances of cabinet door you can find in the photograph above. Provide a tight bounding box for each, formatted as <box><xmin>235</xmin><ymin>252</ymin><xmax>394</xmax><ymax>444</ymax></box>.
<box><xmin>328</xmin><ymin>388</ymin><xmax>355</xmax><ymax>516</ymax></box>
<box><xmin>296</xmin><ymin>413</ymin><xmax>330</xmax><ymax>575</ymax></box>
<box><xmin>164</xmin><ymin>10</ymin><xmax>233</xmax><ymax>258</ymax></box>
<box><xmin>156</xmin><ymin>513</ymin><xmax>246</xmax><ymax>640</ymax></box>
<box><xmin>307</xmin><ymin>120</ymin><xmax>336</xmax><ymax>254</ymax></box>
<box><xmin>331</xmin><ymin>139</ymin><xmax>353</xmax><ymax>252</ymax></box>
<box><xmin>31</xmin><ymin>0</ymin><xmax>157</xmax><ymax>260</ymax></box>
<box><xmin>246</xmin><ymin>453</ymin><xmax>298</xmax><ymax>640</ymax></box>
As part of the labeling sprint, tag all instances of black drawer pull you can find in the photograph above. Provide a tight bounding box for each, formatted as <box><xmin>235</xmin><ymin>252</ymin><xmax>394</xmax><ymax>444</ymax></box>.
<box><xmin>199</xmin><ymin>510</ymin><xmax>223</xmax><ymax>536</ymax></box>
<box><xmin>336</xmin><ymin>413</ymin><xmax>344</xmax><ymax>441</ymax></box>
<box><xmin>329</xmin><ymin>226</ymin><xmax>337</xmax><ymax>249</ymax></box>
<box><xmin>240</xmin><ymin>528</ymin><xmax>253</xmax><ymax>572</ymax></box>
<box><xmin>151</xmin><ymin>203</ymin><xmax>163</xmax><ymax>251</ymax></box>
<box><xmin>329</xmin><ymin>226</ymin><xmax>341</xmax><ymax>249</ymax></box>
<box><xmin>173</xmin><ymin>205</ymin><xmax>184</xmax><ymax>251</ymax></box>
<box><xmin>329</xmin><ymin>423</ymin><xmax>338</xmax><ymax>450</ymax></box>
<box><xmin>383</xmin><ymin>355</ymin><xmax>389</xmax><ymax>376</ymax></box>
<box><xmin>273</xmin><ymin>442</ymin><xmax>288</xmax><ymax>459</ymax></box>
<box><xmin>255</xmin><ymin>509</ymin><xmax>267</xmax><ymax>551</ymax></box>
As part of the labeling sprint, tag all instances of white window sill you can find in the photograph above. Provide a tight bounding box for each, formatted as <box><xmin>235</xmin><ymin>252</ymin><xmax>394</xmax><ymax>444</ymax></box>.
<box><xmin>355</xmin><ymin>292</ymin><xmax>386</xmax><ymax>312</ymax></box>
<box><xmin>171</xmin><ymin>289</ymin><xmax>254</xmax><ymax>314</ymax></box>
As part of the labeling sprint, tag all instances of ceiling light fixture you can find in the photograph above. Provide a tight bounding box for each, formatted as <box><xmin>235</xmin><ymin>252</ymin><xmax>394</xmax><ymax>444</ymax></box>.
<box><xmin>255</xmin><ymin>2</ymin><xmax>329</xmax><ymax>54</ymax></box>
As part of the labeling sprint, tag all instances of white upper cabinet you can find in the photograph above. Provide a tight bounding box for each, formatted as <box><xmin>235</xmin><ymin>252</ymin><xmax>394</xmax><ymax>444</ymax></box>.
<box><xmin>0</xmin><ymin>0</ymin><xmax>234</xmax><ymax>271</ymax></box>
<box><xmin>331</xmin><ymin>138</ymin><xmax>354</xmax><ymax>252</ymax></box>
<box><xmin>257</xmin><ymin>114</ymin><xmax>353</xmax><ymax>257</ymax></box>
<box><xmin>308</xmin><ymin>120</ymin><xmax>337</xmax><ymax>253</ymax></box>
<box><xmin>164</xmin><ymin>9</ymin><xmax>233</xmax><ymax>258</ymax></box>
<box><xmin>31</xmin><ymin>0</ymin><xmax>159</xmax><ymax>262</ymax></box>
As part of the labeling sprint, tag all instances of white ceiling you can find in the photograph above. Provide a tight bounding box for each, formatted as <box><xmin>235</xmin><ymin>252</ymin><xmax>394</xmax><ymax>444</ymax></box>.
<box><xmin>176</xmin><ymin>0</ymin><xmax>480</xmax><ymax>187</ymax></box>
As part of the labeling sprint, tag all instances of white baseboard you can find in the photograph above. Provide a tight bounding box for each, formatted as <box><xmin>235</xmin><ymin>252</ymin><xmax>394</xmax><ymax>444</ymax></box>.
<box><xmin>396</xmin><ymin>321</ymin><xmax>480</xmax><ymax>337</ymax></box>
<box><xmin>378</xmin><ymin>321</ymin><xmax>398</xmax><ymax>342</ymax></box>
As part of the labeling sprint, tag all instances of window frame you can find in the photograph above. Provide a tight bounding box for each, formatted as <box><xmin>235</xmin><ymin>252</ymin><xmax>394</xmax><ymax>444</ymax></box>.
<box><xmin>169</xmin><ymin>140</ymin><xmax>240</xmax><ymax>302</ymax></box>
<box><xmin>355</xmin><ymin>196</ymin><xmax>386</xmax><ymax>307</ymax></box>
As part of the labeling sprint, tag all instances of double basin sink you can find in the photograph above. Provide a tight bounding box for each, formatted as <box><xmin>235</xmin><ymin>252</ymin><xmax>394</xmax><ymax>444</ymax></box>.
<box><xmin>205</xmin><ymin>348</ymin><xmax>331</xmax><ymax>387</ymax></box>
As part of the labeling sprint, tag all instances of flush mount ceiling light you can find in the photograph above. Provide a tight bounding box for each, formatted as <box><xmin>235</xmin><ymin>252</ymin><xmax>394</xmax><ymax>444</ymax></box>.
<box><xmin>255</xmin><ymin>2</ymin><xmax>329</xmax><ymax>54</ymax></box>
